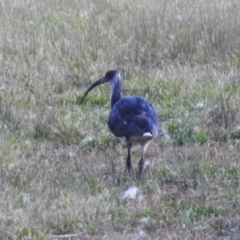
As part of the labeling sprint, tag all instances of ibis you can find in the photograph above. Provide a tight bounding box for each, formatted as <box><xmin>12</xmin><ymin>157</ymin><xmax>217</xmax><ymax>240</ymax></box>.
<box><xmin>80</xmin><ymin>70</ymin><xmax>158</xmax><ymax>175</ymax></box>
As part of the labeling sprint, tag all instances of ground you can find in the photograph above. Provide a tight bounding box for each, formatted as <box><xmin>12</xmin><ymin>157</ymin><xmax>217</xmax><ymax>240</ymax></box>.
<box><xmin>0</xmin><ymin>0</ymin><xmax>240</xmax><ymax>239</ymax></box>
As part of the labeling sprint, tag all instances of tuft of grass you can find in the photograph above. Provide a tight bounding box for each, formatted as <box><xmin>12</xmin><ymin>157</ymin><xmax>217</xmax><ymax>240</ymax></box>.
<box><xmin>167</xmin><ymin>121</ymin><xmax>196</xmax><ymax>145</ymax></box>
<box><xmin>187</xmin><ymin>204</ymin><xmax>222</xmax><ymax>224</ymax></box>
<box><xmin>16</xmin><ymin>227</ymin><xmax>44</xmax><ymax>240</ymax></box>
<box><xmin>194</xmin><ymin>130</ymin><xmax>209</xmax><ymax>144</ymax></box>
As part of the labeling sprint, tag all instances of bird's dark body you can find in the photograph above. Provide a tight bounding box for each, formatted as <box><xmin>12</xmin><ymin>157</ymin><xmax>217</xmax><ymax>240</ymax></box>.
<box><xmin>108</xmin><ymin>96</ymin><xmax>158</xmax><ymax>139</ymax></box>
<box><xmin>80</xmin><ymin>70</ymin><xmax>158</xmax><ymax>175</ymax></box>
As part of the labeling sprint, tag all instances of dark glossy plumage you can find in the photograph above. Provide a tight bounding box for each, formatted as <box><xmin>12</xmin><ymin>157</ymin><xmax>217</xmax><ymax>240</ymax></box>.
<box><xmin>81</xmin><ymin>70</ymin><xmax>158</xmax><ymax>175</ymax></box>
<box><xmin>108</xmin><ymin>96</ymin><xmax>158</xmax><ymax>138</ymax></box>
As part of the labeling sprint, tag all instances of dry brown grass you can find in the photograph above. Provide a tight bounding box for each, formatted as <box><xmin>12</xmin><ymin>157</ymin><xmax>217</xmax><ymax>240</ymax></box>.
<box><xmin>1</xmin><ymin>0</ymin><xmax>240</xmax><ymax>239</ymax></box>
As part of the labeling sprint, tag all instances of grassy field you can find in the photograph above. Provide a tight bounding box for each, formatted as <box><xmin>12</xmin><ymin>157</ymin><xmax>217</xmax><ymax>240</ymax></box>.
<box><xmin>1</xmin><ymin>0</ymin><xmax>240</xmax><ymax>239</ymax></box>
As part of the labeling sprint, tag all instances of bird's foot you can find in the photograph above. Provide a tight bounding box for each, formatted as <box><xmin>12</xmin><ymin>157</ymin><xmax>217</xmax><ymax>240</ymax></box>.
<box><xmin>126</xmin><ymin>163</ymin><xmax>134</xmax><ymax>176</ymax></box>
<box><xmin>139</xmin><ymin>157</ymin><xmax>144</xmax><ymax>175</ymax></box>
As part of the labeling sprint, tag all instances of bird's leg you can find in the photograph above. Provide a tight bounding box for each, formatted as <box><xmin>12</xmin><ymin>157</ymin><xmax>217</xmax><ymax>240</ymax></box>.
<box><xmin>126</xmin><ymin>141</ymin><xmax>133</xmax><ymax>176</ymax></box>
<box><xmin>139</xmin><ymin>143</ymin><xmax>148</xmax><ymax>175</ymax></box>
<box><xmin>139</xmin><ymin>147</ymin><xmax>144</xmax><ymax>175</ymax></box>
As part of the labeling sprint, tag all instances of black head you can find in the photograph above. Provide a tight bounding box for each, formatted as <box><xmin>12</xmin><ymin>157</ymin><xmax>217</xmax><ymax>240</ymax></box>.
<box><xmin>80</xmin><ymin>70</ymin><xmax>120</xmax><ymax>104</ymax></box>
<box><xmin>104</xmin><ymin>70</ymin><xmax>120</xmax><ymax>80</ymax></box>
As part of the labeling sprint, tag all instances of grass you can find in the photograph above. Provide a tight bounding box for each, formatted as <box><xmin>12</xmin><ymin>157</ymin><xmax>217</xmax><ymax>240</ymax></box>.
<box><xmin>1</xmin><ymin>0</ymin><xmax>240</xmax><ymax>239</ymax></box>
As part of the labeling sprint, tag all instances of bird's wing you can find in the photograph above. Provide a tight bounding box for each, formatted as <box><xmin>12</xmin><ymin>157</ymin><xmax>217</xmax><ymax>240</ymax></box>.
<box><xmin>108</xmin><ymin>96</ymin><xmax>158</xmax><ymax>138</ymax></box>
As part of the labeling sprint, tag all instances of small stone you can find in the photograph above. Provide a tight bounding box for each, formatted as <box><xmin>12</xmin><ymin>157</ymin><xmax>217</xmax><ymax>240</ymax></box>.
<box><xmin>82</xmin><ymin>135</ymin><xmax>92</xmax><ymax>143</ymax></box>
<box><xmin>122</xmin><ymin>186</ymin><xmax>138</xmax><ymax>200</ymax></box>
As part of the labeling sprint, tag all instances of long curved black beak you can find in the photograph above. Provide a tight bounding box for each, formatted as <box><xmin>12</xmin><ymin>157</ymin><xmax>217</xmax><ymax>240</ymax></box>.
<box><xmin>80</xmin><ymin>77</ymin><xmax>107</xmax><ymax>104</ymax></box>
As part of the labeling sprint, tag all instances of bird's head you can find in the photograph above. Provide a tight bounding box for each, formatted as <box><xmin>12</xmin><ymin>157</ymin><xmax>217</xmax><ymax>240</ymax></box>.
<box><xmin>104</xmin><ymin>70</ymin><xmax>120</xmax><ymax>82</ymax></box>
<box><xmin>80</xmin><ymin>70</ymin><xmax>121</xmax><ymax>104</ymax></box>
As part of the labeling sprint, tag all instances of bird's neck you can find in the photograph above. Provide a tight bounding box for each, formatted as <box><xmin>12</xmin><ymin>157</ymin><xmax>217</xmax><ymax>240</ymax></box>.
<box><xmin>111</xmin><ymin>78</ymin><xmax>122</xmax><ymax>108</ymax></box>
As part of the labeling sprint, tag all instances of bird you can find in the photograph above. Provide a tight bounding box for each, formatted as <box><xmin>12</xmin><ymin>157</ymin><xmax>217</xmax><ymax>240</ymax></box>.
<box><xmin>80</xmin><ymin>70</ymin><xmax>158</xmax><ymax>175</ymax></box>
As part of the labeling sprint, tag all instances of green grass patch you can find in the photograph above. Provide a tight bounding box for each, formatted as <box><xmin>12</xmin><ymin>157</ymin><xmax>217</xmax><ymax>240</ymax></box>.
<box><xmin>16</xmin><ymin>227</ymin><xmax>44</xmax><ymax>240</ymax></box>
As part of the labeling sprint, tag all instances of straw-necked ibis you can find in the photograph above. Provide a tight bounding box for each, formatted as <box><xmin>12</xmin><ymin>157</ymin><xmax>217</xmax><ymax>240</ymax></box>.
<box><xmin>80</xmin><ymin>70</ymin><xmax>158</xmax><ymax>175</ymax></box>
